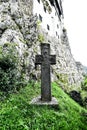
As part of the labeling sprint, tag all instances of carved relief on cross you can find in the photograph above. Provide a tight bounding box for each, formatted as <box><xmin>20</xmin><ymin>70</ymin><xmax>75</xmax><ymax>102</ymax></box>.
<box><xmin>35</xmin><ymin>43</ymin><xmax>56</xmax><ymax>101</ymax></box>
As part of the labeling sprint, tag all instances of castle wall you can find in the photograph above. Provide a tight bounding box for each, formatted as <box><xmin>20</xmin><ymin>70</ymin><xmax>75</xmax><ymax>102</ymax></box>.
<box><xmin>0</xmin><ymin>0</ymin><xmax>84</xmax><ymax>89</ymax></box>
<box><xmin>33</xmin><ymin>0</ymin><xmax>62</xmax><ymax>39</ymax></box>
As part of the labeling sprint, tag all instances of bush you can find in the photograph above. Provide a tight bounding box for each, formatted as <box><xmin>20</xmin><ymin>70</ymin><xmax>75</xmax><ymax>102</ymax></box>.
<box><xmin>0</xmin><ymin>43</ymin><xmax>24</xmax><ymax>93</ymax></box>
<box><xmin>81</xmin><ymin>76</ymin><xmax>87</xmax><ymax>91</ymax></box>
<box><xmin>81</xmin><ymin>76</ymin><xmax>87</xmax><ymax>108</ymax></box>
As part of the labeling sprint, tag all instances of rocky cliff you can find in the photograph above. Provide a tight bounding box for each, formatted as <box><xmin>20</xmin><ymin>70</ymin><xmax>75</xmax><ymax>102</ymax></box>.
<box><xmin>0</xmin><ymin>0</ymin><xmax>84</xmax><ymax>90</ymax></box>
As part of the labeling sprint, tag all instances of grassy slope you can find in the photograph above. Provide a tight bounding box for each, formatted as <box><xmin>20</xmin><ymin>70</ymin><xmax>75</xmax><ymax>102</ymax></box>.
<box><xmin>0</xmin><ymin>82</ymin><xmax>87</xmax><ymax>130</ymax></box>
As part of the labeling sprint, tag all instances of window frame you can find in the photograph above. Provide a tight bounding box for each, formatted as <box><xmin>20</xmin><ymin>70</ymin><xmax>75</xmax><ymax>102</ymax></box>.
<box><xmin>39</xmin><ymin>14</ymin><xmax>42</xmax><ymax>22</ymax></box>
<box><xmin>47</xmin><ymin>24</ymin><xmax>50</xmax><ymax>31</ymax></box>
<box><xmin>44</xmin><ymin>6</ymin><xmax>46</xmax><ymax>13</ymax></box>
<box><xmin>37</xmin><ymin>0</ymin><xmax>40</xmax><ymax>4</ymax></box>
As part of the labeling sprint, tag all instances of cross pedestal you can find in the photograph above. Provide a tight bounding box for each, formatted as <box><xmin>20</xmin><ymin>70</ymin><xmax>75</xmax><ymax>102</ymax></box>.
<box><xmin>35</xmin><ymin>43</ymin><xmax>56</xmax><ymax>102</ymax></box>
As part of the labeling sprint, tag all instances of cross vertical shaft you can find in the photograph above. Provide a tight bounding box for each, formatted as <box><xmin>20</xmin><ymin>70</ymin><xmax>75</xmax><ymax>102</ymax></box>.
<box><xmin>35</xmin><ymin>43</ymin><xmax>56</xmax><ymax>102</ymax></box>
<box><xmin>41</xmin><ymin>44</ymin><xmax>51</xmax><ymax>101</ymax></box>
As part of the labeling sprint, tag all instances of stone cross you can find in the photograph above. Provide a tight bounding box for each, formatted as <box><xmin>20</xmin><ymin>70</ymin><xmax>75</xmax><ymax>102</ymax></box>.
<box><xmin>35</xmin><ymin>43</ymin><xmax>56</xmax><ymax>101</ymax></box>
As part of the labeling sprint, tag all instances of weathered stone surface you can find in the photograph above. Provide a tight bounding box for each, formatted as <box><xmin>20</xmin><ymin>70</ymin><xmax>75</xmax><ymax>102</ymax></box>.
<box><xmin>0</xmin><ymin>0</ymin><xmax>38</xmax><ymax>81</ymax></box>
<box><xmin>35</xmin><ymin>43</ymin><xmax>56</xmax><ymax>101</ymax></box>
<box><xmin>30</xmin><ymin>96</ymin><xmax>58</xmax><ymax>106</ymax></box>
<box><xmin>38</xmin><ymin>28</ymin><xmax>84</xmax><ymax>88</ymax></box>
<box><xmin>0</xmin><ymin>0</ymin><xmax>85</xmax><ymax>89</ymax></box>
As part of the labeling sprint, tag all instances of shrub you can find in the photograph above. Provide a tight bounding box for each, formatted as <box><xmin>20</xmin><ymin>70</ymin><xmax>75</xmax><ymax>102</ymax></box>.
<box><xmin>81</xmin><ymin>76</ymin><xmax>87</xmax><ymax>91</ymax></box>
<box><xmin>81</xmin><ymin>76</ymin><xmax>87</xmax><ymax>108</ymax></box>
<box><xmin>0</xmin><ymin>43</ymin><xmax>24</xmax><ymax>93</ymax></box>
<box><xmin>38</xmin><ymin>34</ymin><xmax>44</xmax><ymax>42</ymax></box>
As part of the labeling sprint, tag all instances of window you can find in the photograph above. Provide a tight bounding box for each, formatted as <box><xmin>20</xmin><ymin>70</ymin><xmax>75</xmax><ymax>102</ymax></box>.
<box><xmin>57</xmin><ymin>24</ymin><xmax>59</xmax><ymax>28</ymax></box>
<box><xmin>39</xmin><ymin>14</ymin><xmax>42</xmax><ymax>22</ymax></box>
<box><xmin>44</xmin><ymin>6</ymin><xmax>46</xmax><ymax>13</ymax></box>
<box><xmin>56</xmin><ymin>31</ymin><xmax>58</xmax><ymax>36</ymax></box>
<box><xmin>47</xmin><ymin>24</ymin><xmax>50</xmax><ymax>30</ymax></box>
<box><xmin>37</xmin><ymin>0</ymin><xmax>40</xmax><ymax>3</ymax></box>
<box><xmin>55</xmin><ymin>12</ymin><xmax>56</xmax><ymax>16</ymax></box>
<box><xmin>56</xmin><ymin>32</ymin><xmax>59</xmax><ymax>39</ymax></box>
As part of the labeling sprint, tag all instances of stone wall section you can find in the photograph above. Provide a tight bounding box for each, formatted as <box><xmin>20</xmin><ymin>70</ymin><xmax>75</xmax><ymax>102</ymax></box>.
<box><xmin>0</xmin><ymin>0</ymin><xmax>84</xmax><ymax>88</ymax></box>
<box><xmin>38</xmin><ymin>27</ymin><xmax>84</xmax><ymax>88</ymax></box>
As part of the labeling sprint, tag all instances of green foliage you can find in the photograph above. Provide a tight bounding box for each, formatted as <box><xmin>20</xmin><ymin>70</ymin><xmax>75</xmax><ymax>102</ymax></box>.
<box><xmin>38</xmin><ymin>34</ymin><xmax>44</xmax><ymax>43</ymax></box>
<box><xmin>56</xmin><ymin>73</ymin><xmax>81</xmax><ymax>93</ymax></box>
<box><xmin>0</xmin><ymin>43</ymin><xmax>24</xmax><ymax>93</ymax></box>
<box><xmin>0</xmin><ymin>82</ymin><xmax>87</xmax><ymax>130</ymax></box>
<box><xmin>81</xmin><ymin>77</ymin><xmax>87</xmax><ymax>108</ymax></box>
<box><xmin>56</xmin><ymin>73</ymin><xmax>70</xmax><ymax>92</ymax></box>
<box><xmin>37</xmin><ymin>20</ymin><xmax>41</xmax><ymax>29</ymax></box>
<box><xmin>36</xmin><ymin>20</ymin><xmax>44</xmax><ymax>43</ymax></box>
<box><xmin>57</xmin><ymin>74</ymin><xmax>68</xmax><ymax>84</ymax></box>
<box><xmin>81</xmin><ymin>76</ymin><xmax>87</xmax><ymax>91</ymax></box>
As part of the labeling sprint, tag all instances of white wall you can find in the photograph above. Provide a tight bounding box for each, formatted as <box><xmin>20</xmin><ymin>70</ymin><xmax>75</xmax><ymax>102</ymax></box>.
<box><xmin>33</xmin><ymin>0</ymin><xmax>62</xmax><ymax>39</ymax></box>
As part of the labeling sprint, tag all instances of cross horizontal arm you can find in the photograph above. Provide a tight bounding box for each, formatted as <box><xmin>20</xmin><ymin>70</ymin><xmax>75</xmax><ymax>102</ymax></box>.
<box><xmin>35</xmin><ymin>55</ymin><xmax>43</xmax><ymax>65</ymax></box>
<box><xmin>50</xmin><ymin>55</ymin><xmax>56</xmax><ymax>65</ymax></box>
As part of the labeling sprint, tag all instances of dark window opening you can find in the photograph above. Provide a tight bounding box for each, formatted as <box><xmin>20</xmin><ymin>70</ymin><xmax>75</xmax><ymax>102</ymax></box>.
<box><xmin>37</xmin><ymin>0</ymin><xmax>40</xmax><ymax>3</ymax></box>
<box><xmin>56</xmin><ymin>31</ymin><xmax>58</xmax><ymax>36</ymax></box>
<box><xmin>55</xmin><ymin>12</ymin><xmax>57</xmax><ymax>16</ymax></box>
<box><xmin>57</xmin><ymin>24</ymin><xmax>59</xmax><ymax>28</ymax></box>
<box><xmin>47</xmin><ymin>24</ymin><xmax>50</xmax><ymax>30</ymax></box>
<box><xmin>49</xmin><ymin>0</ymin><xmax>54</xmax><ymax>6</ymax></box>
<box><xmin>55</xmin><ymin>0</ymin><xmax>62</xmax><ymax>16</ymax></box>
<box><xmin>51</xmin><ymin>16</ymin><xmax>54</xmax><ymax>19</ymax></box>
<box><xmin>39</xmin><ymin>14</ymin><xmax>42</xmax><ymax>22</ymax></box>
<box><xmin>44</xmin><ymin>6</ymin><xmax>46</xmax><ymax>12</ymax></box>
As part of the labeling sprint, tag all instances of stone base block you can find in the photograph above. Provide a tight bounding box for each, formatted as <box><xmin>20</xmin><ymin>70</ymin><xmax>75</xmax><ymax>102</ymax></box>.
<box><xmin>30</xmin><ymin>96</ymin><xmax>58</xmax><ymax>106</ymax></box>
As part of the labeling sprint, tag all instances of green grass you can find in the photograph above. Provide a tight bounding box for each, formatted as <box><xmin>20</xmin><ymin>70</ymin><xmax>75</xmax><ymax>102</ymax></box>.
<box><xmin>0</xmin><ymin>82</ymin><xmax>87</xmax><ymax>130</ymax></box>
